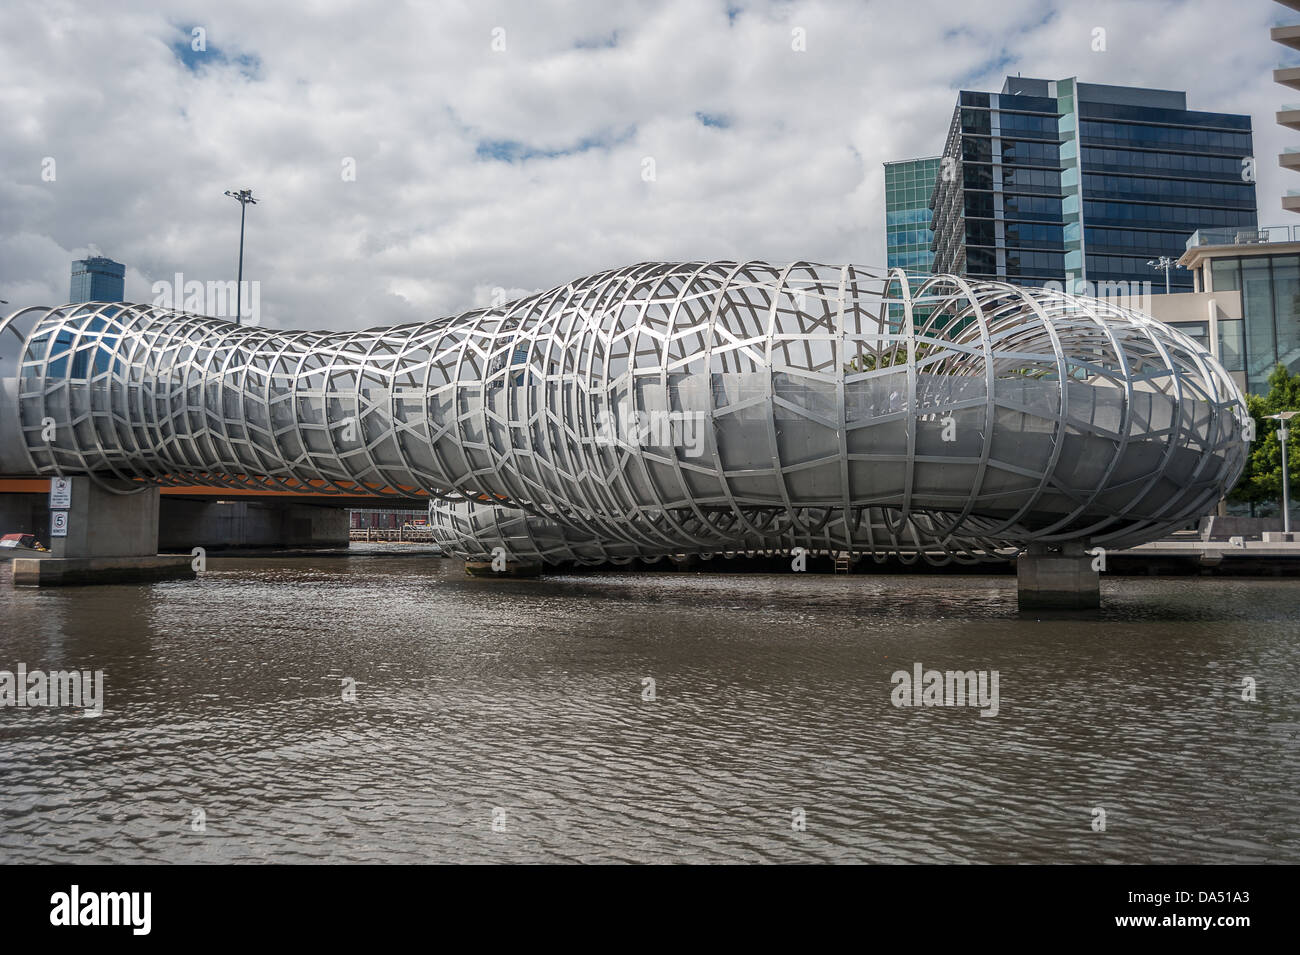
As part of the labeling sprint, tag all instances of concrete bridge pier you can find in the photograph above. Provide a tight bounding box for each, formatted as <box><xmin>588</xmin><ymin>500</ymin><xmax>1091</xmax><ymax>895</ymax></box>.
<box><xmin>1016</xmin><ymin>543</ymin><xmax>1101</xmax><ymax>611</ymax></box>
<box><xmin>11</xmin><ymin>477</ymin><xmax>194</xmax><ymax>586</ymax></box>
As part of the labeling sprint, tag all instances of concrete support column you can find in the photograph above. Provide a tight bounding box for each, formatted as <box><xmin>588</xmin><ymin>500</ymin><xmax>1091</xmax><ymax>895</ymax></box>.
<box><xmin>52</xmin><ymin>478</ymin><xmax>159</xmax><ymax>558</ymax></box>
<box><xmin>12</xmin><ymin>477</ymin><xmax>193</xmax><ymax>586</ymax></box>
<box><xmin>1016</xmin><ymin>543</ymin><xmax>1100</xmax><ymax>610</ymax></box>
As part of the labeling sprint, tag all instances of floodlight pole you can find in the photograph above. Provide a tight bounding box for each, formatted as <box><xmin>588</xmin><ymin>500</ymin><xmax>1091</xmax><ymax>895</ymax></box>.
<box><xmin>224</xmin><ymin>189</ymin><xmax>258</xmax><ymax>324</ymax></box>
<box><xmin>1268</xmin><ymin>411</ymin><xmax>1298</xmax><ymax>534</ymax></box>
<box><xmin>1281</xmin><ymin>424</ymin><xmax>1292</xmax><ymax>534</ymax></box>
<box><xmin>1147</xmin><ymin>256</ymin><xmax>1174</xmax><ymax>295</ymax></box>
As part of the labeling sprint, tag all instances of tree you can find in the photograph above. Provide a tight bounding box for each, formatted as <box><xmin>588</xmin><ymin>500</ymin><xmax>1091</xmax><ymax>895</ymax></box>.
<box><xmin>1228</xmin><ymin>364</ymin><xmax>1300</xmax><ymax>515</ymax></box>
<box><xmin>844</xmin><ymin>344</ymin><xmax>919</xmax><ymax>374</ymax></box>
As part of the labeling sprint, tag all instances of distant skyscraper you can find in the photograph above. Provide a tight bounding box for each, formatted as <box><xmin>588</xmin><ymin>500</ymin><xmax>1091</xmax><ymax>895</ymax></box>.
<box><xmin>69</xmin><ymin>256</ymin><xmax>125</xmax><ymax>303</ymax></box>
<box><xmin>884</xmin><ymin>157</ymin><xmax>941</xmax><ymax>272</ymax></box>
<box><xmin>927</xmin><ymin>76</ymin><xmax>1257</xmax><ymax>293</ymax></box>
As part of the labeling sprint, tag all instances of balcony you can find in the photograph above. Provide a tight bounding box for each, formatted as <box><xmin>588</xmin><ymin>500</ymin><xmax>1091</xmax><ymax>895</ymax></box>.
<box><xmin>1278</xmin><ymin>104</ymin><xmax>1300</xmax><ymax>130</ymax></box>
<box><xmin>1185</xmin><ymin>225</ymin><xmax>1300</xmax><ymax>251</ymax></box>
<box><xmin>1273</xmin><ymin>24</ymin><xmax>1300</xmax><ymax>51</ymax></box>
<box><xmin>1277</xmin><ymin>66</ymin><xmax>1300</xmax><ymax>90</ymax></box>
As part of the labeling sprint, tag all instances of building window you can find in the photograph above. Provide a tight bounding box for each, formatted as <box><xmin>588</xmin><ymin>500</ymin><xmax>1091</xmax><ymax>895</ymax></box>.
<box><xmin>1270</xmin><ymin>255</ymin><xmax>1300</xmax><ymax>385</ymax></box>
<box><xmin>1169</xmin><ymin>321</ymin><xmax>1210</xmax><ymax>349</ymax></box>
<box><xmin>1243</xmin><ymin>259</ymin><xmax>1276</xmax><ymax>392</ymax></box>
<box><xmin>1218</xmin><ymin>319</ymin><xmax>1245</xmax><ymax>372</ymax></box>
<box><xmin>1206</xmin><ymin>259</ymin><xmax>1237</xmax><ymax>293</ymax></box>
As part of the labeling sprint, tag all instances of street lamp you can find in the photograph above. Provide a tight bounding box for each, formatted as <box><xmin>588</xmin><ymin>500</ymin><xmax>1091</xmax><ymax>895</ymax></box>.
<box><xmin>1147</xmin><ymin>256</ymin><xmax>1176</xmax><ymax>295</ymax></box>
<box><xmin>223</xmin><ymin>188</ymin><xmax>258</xmax><ymax>324</ymax></box>
<box><xmin>1267</xmin><ymin>410</ymin><xmax>1299</xmax><ymax>534</ymax></box>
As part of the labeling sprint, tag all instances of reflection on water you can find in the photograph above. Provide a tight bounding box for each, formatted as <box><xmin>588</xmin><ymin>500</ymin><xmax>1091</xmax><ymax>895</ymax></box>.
<box><xmin>1</xmin><ymin>556</ymin><xmax>1297</xmax><ymax>863</ymax></box>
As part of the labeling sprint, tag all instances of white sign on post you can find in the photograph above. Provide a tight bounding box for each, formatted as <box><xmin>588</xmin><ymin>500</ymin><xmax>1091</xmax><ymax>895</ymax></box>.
<box><xmin>50</xmin><ymin>510</ymin><xmax>69</xmax><ymax>537</ymax></box>
<box><xmin>49</xmin><ymin>477</ymin><xmax>72</xmax><ymax>509</ymax></box>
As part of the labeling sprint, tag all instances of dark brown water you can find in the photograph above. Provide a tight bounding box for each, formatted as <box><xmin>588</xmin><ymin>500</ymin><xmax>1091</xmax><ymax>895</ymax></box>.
<box><xmin>1</xmin><ymin>553</ymin><xmax>1297</xmax><ymax>863</ymax></box>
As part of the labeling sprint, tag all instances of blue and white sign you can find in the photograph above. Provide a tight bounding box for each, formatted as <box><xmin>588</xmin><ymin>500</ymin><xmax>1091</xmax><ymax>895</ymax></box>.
<box><xmin>49</xmin><ymin>477</ymin><xmax>72</xmax><ymax>509</ymax></box>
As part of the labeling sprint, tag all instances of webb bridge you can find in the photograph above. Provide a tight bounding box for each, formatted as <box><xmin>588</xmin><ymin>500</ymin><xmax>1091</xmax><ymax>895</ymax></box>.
<box><xmin>0</xmin><ymin>261</ymin><xmax>1249</xmax><ymax>605</ymax></box>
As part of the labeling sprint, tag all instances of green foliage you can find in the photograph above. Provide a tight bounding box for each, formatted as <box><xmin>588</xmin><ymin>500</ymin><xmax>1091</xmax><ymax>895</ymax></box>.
<box><xmin>1229</xmin><ymin>364</ymin><xmax>1300</xmax><ymax>510</ymax></box>
<box><xmin>844</xmin><ymin>347</ymin><xmax>910</xmax><ymax>373</ymax></box>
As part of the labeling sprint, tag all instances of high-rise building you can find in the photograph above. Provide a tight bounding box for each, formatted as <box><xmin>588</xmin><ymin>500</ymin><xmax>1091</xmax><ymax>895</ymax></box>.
<box><xmin>69</xmin><ymin>256</ymin><xmax>125</xmax><ymax>304</ymax></box>
<box><xmin>928</xmin><ymin>77</ymin><xmax>1257</xmax><ymax>293</ymax></box>
<box><xmin>1272</xmin><ymin>0</ymin><xmax>1300</xmax><ymax>213</ymax></box>
<box><xmin>884</xmin><ymin>157</ymin><xmax>941</xmax><ymax>272</ymax></box>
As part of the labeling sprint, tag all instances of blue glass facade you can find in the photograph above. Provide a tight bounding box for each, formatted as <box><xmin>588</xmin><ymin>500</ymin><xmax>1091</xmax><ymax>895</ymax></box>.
<box><xmin>69</xmin><ymin>256</ymin><xmax>125</xmax><ymax>304</ymax></box>
<box><xmin>929</xmin><ymin>77</ymin><xmax>1257</xmax><ymax>293</ymax></box>
<box><xmin>884</xmin><ymin>157</ymin><xmax>941</xmax><ymax>272</ymax></box>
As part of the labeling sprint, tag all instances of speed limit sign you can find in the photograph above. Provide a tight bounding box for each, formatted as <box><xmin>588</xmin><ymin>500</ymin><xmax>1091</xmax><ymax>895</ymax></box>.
<box><xmin>51</xmin><ymin>510</ymin><xmax>69</xmax><ymax>537</ymax></box>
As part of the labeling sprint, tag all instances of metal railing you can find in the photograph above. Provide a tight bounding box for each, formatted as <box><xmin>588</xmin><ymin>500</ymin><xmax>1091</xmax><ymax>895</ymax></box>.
<box><xmin>350</xmin><ymin>525</ymin><xmax>436</xmax><ymax>543</ymax></box>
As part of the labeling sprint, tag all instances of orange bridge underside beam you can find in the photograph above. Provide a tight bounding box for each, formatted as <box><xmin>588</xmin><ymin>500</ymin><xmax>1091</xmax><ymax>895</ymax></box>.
<box><xmin>0</xmin><ymin>477</ymin><xmax>433</xmax><ymax>500</ymax></box>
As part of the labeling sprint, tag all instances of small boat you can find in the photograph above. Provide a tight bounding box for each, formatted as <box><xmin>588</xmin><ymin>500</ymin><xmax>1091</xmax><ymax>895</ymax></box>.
<box><xmin>0</xmin><ymin>533</ymin><xmax>49</xmax><ymax>559</ymax></box>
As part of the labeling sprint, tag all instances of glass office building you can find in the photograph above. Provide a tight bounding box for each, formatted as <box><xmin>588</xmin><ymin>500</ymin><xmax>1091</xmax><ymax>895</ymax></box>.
<box><xmin>929</xmin><ymin>77</ymin><xmax>1257</xmax><ymax>293</ymax></box>
<box><xmin>69</xmin><ymin>256</ymin><xmax>125</xmax><ymax>304</ymax></box>
<box><xmin>885</xmin><ymin>157</ymin><xmax>941</xmax><ymax>272</ymax></box>
<box><xmin>1180</xmin><ymin>227</ymin><xmax>1300</xmax><ymax>394</ymax></box>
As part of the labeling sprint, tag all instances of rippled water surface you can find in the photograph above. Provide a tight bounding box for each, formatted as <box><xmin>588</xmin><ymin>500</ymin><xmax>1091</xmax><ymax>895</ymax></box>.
<box><xmin>1</xmin><ymin>554</ymin><xmax>1297</xmax><ymax>863</ymax></box>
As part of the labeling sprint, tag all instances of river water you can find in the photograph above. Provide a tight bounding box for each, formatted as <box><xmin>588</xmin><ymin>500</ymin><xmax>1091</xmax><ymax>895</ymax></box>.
<box><xmin>1</xmin><ymin>551</ymin><xmax>1297</xmax><ymax>864</ymax></box>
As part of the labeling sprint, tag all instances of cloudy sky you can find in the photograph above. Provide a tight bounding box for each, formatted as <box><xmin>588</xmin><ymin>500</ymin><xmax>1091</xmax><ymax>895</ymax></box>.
<box><xmin>0</xmin><ymin>0</ymin><xmax>1291</xmax><ymax>330</ymax></box>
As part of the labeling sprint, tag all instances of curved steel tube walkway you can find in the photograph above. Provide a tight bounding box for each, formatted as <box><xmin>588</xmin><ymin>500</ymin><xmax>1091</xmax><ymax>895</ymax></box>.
<box><xmin>0</xmin><ymin>262</ymin><xmax>1249</xmax><ymax>564</ymax></box>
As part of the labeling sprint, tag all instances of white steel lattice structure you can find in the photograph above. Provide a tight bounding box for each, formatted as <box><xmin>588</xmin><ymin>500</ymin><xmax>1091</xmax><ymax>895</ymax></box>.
<box><xmin>0</xmin><ymin>262</ymin><xmax>1249</xmax><ymax>565</ymax></box>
